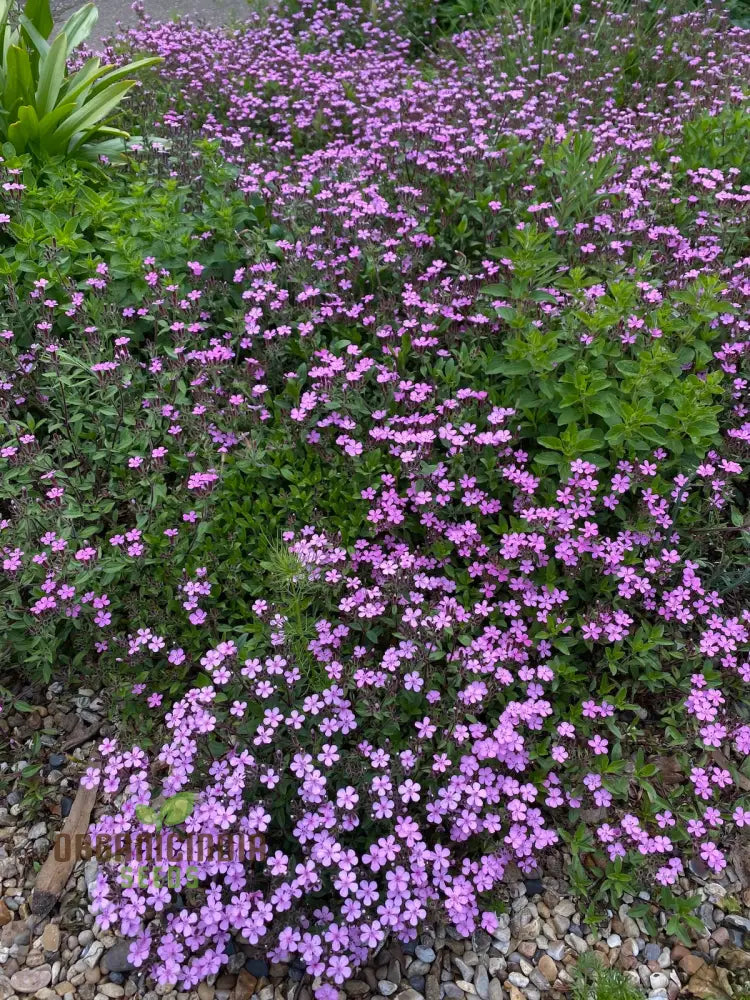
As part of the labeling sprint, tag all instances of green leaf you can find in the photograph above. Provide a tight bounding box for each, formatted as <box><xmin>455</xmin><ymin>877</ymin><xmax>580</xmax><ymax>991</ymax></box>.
<box><xmin>18</xmin><ymin>13</ymin><xmax>51</xmax><ymax>56</ymax></box>
<box><xmin>89</xmin><ymin>56</ymin><xmax>162</xmax><ymax>96</ymax></box>
<box><xmin>135</xmin><ymin>804</ymin><xmax>159</xmax><ymax>826</ymax></box>
<box><xmin>533</xmin><ymin>451</ymin><xmax>562</xmax><ymax>467</ymax></box>
<box><xmin>23</xmin><ymin>0</ymin><xmax>52</xmax><ymax>38</ymax></box>
<box><xmin>537</xmin><ymin>436</ymin><xmax>562</xmax><ymax>451</ymax></box>
<box><xmin>485</xmin><ymin>359</ymin><xmax>531</xmax><ymax>376</ymax></box>
<box><xmin>35</xmin><ymin>30</ymin><xmax>66</xmax><ymax>115</ymax></box>
<box><xmin>58</xmin><ymin>2</ymin><xmax>97</xmax><ymax>53</ymax></box>
<box><xmin>5</xmin><ymin>45</ymin><xmax>35</xmax><ymax>110</ymax></box>
<box><xmin>38</xmin><ymin>99</ymin><xmax>77</xmax><ymax>137</ymax></box>
<box><xmin>160</xmin><ymin>791</ymin><xmax>196</xmax><ymax>826</ymax></box>
<box><xmin>15</xmin><ymin>102</ymin><xmax>40</xmax><ymax>142</ymax></box>
<box><xmin>0</xmin><ymin>0</ymin><xmax>14</xmax><ymax>34</ymax></box>
<box><xmin>49</xmin><ymin>79</ymin><xmax>134</xmax><ymax>152</ymax></box>
<box><xmin>60</xmin><ymin>55</ymin><xmax>106</xmax><ymax>103</ymax></box>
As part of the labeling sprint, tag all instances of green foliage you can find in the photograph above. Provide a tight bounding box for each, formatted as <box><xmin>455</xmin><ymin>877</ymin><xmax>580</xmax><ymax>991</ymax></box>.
<box><xmin>0</xmin><ymin>139</ymin><xmax>268</xmax><ymax>341</ymax></box>
<box><xmin>135</xmin><ymin>791</ymin><xmax>196</xmax><ymax>830</ymax></box>
<box><xmin>476</xmin><ymin>227</ymin><xmax>728</xmax><ymax>477</ymax></box>
<box><xmin>674</xmin><ymin>107</ymin><xmax>750</xmax><ymax>183</ymax></box>
<box><xmin>0</xmin><ymin>0</ymin><xmax>161</xmax><ymax>161</ymax></box>
<box><xmin>571</xmin><ymin>953</ymin><xmax>645</xmax><ymax>1000</ymax></box>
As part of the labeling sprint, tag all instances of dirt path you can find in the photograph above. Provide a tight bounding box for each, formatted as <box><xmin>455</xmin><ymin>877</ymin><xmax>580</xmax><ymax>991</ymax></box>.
<box><xmin>52</xmin><ymin>0</ymin><xmax>252</xmax><ymax>44</ymax></box>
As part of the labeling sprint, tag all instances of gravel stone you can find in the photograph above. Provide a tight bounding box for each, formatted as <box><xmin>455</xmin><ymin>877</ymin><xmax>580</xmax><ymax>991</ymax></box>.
<box><xmin>546</xmin><ymin>941</ymin><xmax>565</xmax><ymax>961</ymax></box>
<box><xmin>473</xmin><ymin>965</ymin><xmax>488</xmax><ymax>1000</ymax></box>
<box><xmin>415</xmin><ymin>948</ymin><xmax>436</xmax><ymax>965</ymax></box>
<box><xmin>41</xmin><ymin>924</ymin><xmax>61</xmax><ymax>954</ymax></box>
<box><xmin>724</xmin><ymin>915</ymin><xmax>750</xmax><ymax>933</ymax></box>
<box><xmin>537</xmin><ymin>956</ymin><xmax>557</xmax><ymax>984</ymax></box>
<box><xmin>100</xmin><ymin>985</ymin><xmax>126</xmax><ymax>998</ymax></box>
<box><xmin>453</xmin><ymin>959</ymin><xmax>473</xmax><ymax>982</ymax></box>
<box><xmin>10</xmin><ymin>965</ymin><xmax>53</xmax><ymax>994</ymax></box>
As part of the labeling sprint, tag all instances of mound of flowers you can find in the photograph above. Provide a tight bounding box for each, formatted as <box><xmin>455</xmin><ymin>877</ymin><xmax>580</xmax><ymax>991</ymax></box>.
<box><xmin>86</xmin><ymin>408</ymin><xmax>749</xmax><ymax>990</ymax></box>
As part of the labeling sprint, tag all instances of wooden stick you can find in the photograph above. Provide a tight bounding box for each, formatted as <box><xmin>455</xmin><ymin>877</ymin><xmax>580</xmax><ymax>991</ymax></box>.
<box><xmin>31</xmin><ymin>775</ymin><xmax>98</xmax><ymax>917</ymax></box>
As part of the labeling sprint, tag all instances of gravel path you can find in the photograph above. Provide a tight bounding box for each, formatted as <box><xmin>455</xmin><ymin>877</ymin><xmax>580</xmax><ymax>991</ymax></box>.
<box><xmin>51</xmin><ymin>0</ymin><xmax>253</xmax><ymax>44</ymax></box>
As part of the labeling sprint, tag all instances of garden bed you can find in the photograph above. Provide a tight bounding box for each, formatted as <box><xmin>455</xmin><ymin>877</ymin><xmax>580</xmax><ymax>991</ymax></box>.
<box><xmin>1</xmin><ymin>0</ymin><xmax>749</xmax><ymax>996</ymax></box>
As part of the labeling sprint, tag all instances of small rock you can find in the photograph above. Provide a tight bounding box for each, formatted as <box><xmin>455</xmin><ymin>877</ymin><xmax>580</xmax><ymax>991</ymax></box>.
<box><xmin>83</xmin><ymin>941</ymin><xmax>104</xmax><ymax>968</ymax></box>
<box><xmin>197</xmin><ymin>984</ymin><xmax>214</xmax><ymax>1000</ymax></box>
<box><xmin>453</xmin><ymin>959</ymin><xmax>473</xmax><ymax>982</ymax></box>
<box><xmin>454</xmin><ymin>982</ymin><xmax>474</xmax><ymax>996</ymax></box>
<box><xmin>442</xmin><ymin>986</ymin><xmax>464</xmax><ymax>1000</ymax></box>
<box><xmin>0</xmin><ymin>901</ymin><xmax>11</xmax><ymax>927</ymax></box>
<box><xmin>379</xmin><ymin>983</ymin><xmax>398</xmax><ymax>997</ymax></box>
<box><xmin>473</xmin><ymin>966</ymin><xmax>488</xmax><ymax>1000</ymax></box>
<box><xmin>567</xmin><ymin>934</ymin><xmax>587</xmax><ymax>955</ymax></box>
<box><xmin>407</xmin><ymin>962</ymin><xmax>431</xmax><ymax>978</ymax></box>
<box><xmin>415</xmin><ymin>947</ymin><xmax>436</xmax><ymax>965</ymax></box>
<box><xmin>529</xmin><ymin>971</ymin><xmax>549</xmax><ymax>991</ymax></box>
<box><xmin>552</xmin><ymin>915</ymin><xmax>570</xmax><ymax>937</ymax></box>
<box><xmin>234</xmin><ymin>971</ymin><xmax>258</xmax><ymax>1000</ymax></box>
<box><xmin>10</xmin><ymin>965</ymin><xmax>52</xmax><ymax>994</ymax></box>
<box><xmin>650</xmin><ymin>973</ymin><xmax>669</xmax><ymax>990</ymax></box>
<box><xmin>679</xmin><ymin>955</ymin><xmax>705</xmax><ymax>976</ymax></box>
<box><xmin>546</xmin><ymin>941</ymin><xmax>565</xmax><ymax>961</ymax></box>
<box><xmin>344</xmin><ymin>982</ymin><xmax>370</xmax><ymax>997</ymax></box>
<box><xmin>101</xmin><ymin>942</ymin><xmax>135</xmax><ymax>974</ymax></box>
<box><xmin>507</xmin><ymin>973</ymin><xmax>528</xmax><ymax>989</ymax></box>
<box><xmin>100</xmin><ymin>985</ymin><xmax>125</xmax><ymax>998</ymax></box>
<box><xmin>537</xmin><ymin>956</ymin><xmax>557</xmax><ymax>984</ymax></box>
<box><xmin>41</xmin><ymin>924</ymin><xmax>61</xmax><ymax>954</ymax></box>
<box><xmin>724</xmin><ymin>915</ymin><xmax>750</xmax><ymax>933</ymax></box>
<box><xmin>518</xmin><ymin>918</ymin><xmax>541</xmax><ymax>942</ymax></box>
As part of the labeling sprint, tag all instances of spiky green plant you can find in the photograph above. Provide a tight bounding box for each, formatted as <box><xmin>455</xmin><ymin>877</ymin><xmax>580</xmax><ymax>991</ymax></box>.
<box><xmin>0</xmin><ymin>0</ymin><xmax>161</xmax><ymax>160</ymax></box>
<box><xmin>572</xmin><ymin>953</ymin><xmax>646</xmax><ymax>1000</ymax></box>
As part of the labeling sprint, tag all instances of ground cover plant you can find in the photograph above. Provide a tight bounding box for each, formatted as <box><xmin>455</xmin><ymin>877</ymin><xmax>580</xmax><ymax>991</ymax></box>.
<box><xmin>0</xmin><ymin>0</ymin><xmax>749</xmax><ymax>993</ymax></box>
